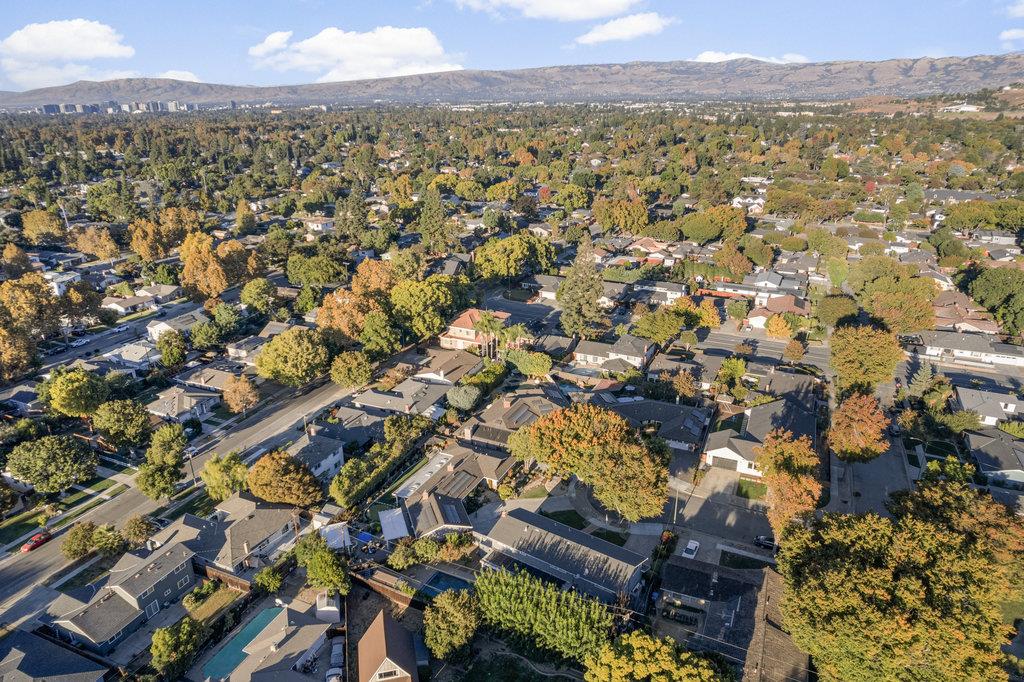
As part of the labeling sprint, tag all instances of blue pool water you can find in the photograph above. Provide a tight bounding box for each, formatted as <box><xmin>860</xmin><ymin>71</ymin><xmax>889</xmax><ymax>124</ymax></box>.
<box><xmin>202</xmin><ymin>607</ymin><xmax>282</xmax><ymax>680</ymax></box>
<box><xmin>422</xmin><ymin>571</ymin><xmax>472</xmax><ymax>596</ymax></box>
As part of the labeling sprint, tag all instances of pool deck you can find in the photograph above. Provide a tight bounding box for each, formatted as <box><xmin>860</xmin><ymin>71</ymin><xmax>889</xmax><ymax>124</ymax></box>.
<box><xmin>188</xmin><ymin>570</ymin><xmax>308</xmax><ymax>680</ymax></box>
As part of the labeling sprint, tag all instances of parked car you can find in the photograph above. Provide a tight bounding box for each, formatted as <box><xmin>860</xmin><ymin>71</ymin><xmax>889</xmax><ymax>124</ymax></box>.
<box><xmin>681</xmin><ymin>540</ymin><xmax>700</xmax><ymax>559</ymax></box>
<box><xmin>21</xmin><ymin>531</ymin><xmax>52</xmax><ymax>552</ymax></box>
<box><xmin>112</xmin><ymin>324</ymin><xmax>130</xmax><ymax>333</ymax></box>
<box><xmin>753</xmin><ymin>535</ymin><xmax>776</xmax><ymax>550</ymax></box>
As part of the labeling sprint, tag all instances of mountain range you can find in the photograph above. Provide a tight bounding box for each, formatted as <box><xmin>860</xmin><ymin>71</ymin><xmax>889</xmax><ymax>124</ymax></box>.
<box><xmin>3</xmin><ymin>53</ymin><xmax>1024</xmax><ymax>109</ymax></box>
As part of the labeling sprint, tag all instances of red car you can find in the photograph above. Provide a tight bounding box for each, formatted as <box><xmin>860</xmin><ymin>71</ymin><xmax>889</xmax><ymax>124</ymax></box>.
<box><xmin>21</xmin><ymin>531</ymin><xmax>51</xmax><ymax>553</ymax></box>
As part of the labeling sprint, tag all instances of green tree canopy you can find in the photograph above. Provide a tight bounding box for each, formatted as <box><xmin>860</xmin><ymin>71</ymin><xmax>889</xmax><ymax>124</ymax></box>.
<box><xmin>8</xmin><ymin>435</ymin><xmax>96</xmax><ymax>493</ymax></box>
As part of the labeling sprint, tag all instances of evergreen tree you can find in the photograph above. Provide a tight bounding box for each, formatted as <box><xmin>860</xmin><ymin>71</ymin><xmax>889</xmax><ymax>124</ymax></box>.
<box><xmin>416</xmin><ymin>186</ymin><xmax>452</xmax><ymax>253</ymax></box>
<box><xmin>907</xmin><ymin>360</ymin><xmax>935</xmax><ymax>398</ymax></box>
<box><xmin>557</xmin><ymin>234</ymin><xmax>605</xmax><ymax>338</ymax></box>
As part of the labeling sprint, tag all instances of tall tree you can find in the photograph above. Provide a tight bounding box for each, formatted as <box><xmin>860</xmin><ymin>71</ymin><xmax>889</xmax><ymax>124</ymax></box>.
<box><xmin>8</xmin><ymin>435</ymin><xmax>96</xmax><ymax>493</ymax></box>
<box><xmin>557</xmin><ymin>234</ymin><xmax>605</xmax><ymax>338</ymax></box>
<box><xmin>424</xmin><ymin>590</ymin><xmax>481</xmax><ymax>660</ymax></box>
<box><xmin>255</xmin><ymin>328</ymin><xmax>329</xmax><ymax>386</ymax></box>
<box><xmin>136</xmin><ymin>424</ymin><xmax>185</xmax><ymax>500</ymax></box>
<box><xmin>830</xmin><ymin>325</ymin><xmax>902</xmax><ymax>393</ymax></box>
<box><xmin>48</xmin><ymin>368</ymin><xmax>108</xmax><ymax>419</ymax></box>
<box><xmin>93</xmin><ymin>399</ymin><xmax>151</xmax><ymax>446</ymax></box>
<box><xmin>222</xmin><ymin>375</ymin><xmax>259</xmax><ymax>414</ymax></box>
<box><xmin>756</xmin><ymin>429</ymin><xmax>821</xmax><ymax>538</ymax></box>
<box><xmin>416</xmin><ymin>186</ymin><xmax>453</xmax><ymax>253</ymax></box>
<box><xmin>247</xmin><ymin>449</ymin><xmax>321</xmax><ymax>506</ymax></box>
<box><xmin>584</xmin><ymin>632</ymin><xmax>730</xmax><ymax>682</ymax></box>
<box><xmin>829</xmin><ymin>393</ymin><xmax>890</xmax><ymax>461</ymax></box>
<box><xmin>200</xmin><ymin>451</ymin><xmax>249</xmax><ymax>501</ymax></box>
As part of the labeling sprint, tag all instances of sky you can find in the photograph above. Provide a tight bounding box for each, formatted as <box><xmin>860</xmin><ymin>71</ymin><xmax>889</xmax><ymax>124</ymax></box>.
<box><xmin>1</xmin><ymin>0</ymin><xmax>1023</xmax><ymax>91</ymax></box>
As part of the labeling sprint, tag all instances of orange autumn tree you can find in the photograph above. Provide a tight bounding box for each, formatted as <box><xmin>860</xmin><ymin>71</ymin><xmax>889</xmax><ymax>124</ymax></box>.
<box><xmin>829</xmin><ymin>392</ymin><xmax>890</xmax><ymax>462</ymax></box>
<box><xmin>756</xmin><ymin>429</ymin><xmax>821</xmax><ymax>538</ymax></box>
<box><xmin>508</xmin><ymin>403</ymin><xmax>667</xmax><ymax>522</ymax></box>
<box><xmin>318</xmin><ymin>259</ymin><xmax>395</xmax><ymax>340</ymax></box>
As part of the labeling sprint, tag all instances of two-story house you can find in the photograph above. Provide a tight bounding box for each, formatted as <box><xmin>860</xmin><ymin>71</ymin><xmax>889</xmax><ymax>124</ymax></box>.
<box><xmin>573</xmin><ymin>335</ymin><xmax>655</xmax><ymax>372</ymax></box>
<box><xmin>286</xmin><ymin>429</ymin><xmax>346</xmax><ymax>482</ymax></box>
<box><xmin>147</xmin><ymin>309</ymin><xmax>210</xmax><ymax>342</ymax></box>
<box><xmin>438</xmin><ymin>308</ymin><xmax>511</xmax><ymax>352</ymax></box>
<box><xmin>49</xmin><ymin>544</ymin><xmax>196</xmax><ymax>654</ymax></box>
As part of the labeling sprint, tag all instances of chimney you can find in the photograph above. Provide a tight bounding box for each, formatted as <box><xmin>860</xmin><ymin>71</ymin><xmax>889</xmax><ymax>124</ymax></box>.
<box><xmin>463</xmin><ymin>426</ymin><xmax>472</xmax><ymax>439</ymax></box>
<box><xmin>447</xmin><ymin>463</ymin><xmax>455</xmax><ymax>473</ymax></box>
<box><xmin>500</xmin><ymin>510</ymin><xmax>508</xmax><ymax>518</ymax></box>
<box><xmin>243</xmin><ymin>541</ymin><xmax>250</xmax><ymax>556</ymax></box>
<box><xmin>503</xmin><ymin>399</ymin><xmax>512</xmax><ymax>409</ymax></box>
<box><xmin>421</xmin><ymin>491</ymin><xmax>430</xmax><ymax>502</ymax></box>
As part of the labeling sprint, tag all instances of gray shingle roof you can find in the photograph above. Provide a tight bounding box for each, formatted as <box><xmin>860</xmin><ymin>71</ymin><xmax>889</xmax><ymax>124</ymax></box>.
<box><xmin>0</xmin><ymin>630</ymin><xmax>106</xmax><ymax>681</ymax></box>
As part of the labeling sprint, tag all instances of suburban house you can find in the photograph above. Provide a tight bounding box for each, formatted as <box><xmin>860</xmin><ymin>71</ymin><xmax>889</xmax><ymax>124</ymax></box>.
<box><xmin>913</xmin><ymin>330</ymin><xmax>1024</xmax><ymax>368</ymax></box>
<box><xmin>173</xmin><ymin>363</ymin><xmax>242</xmax><ymax>393</ymax></box>
<box><xmin>520</xmin><ymin>274</ymin><xmax>564</xmax><ymax>301</ymax></box>
<box><xmin>101</xmin><ymin>294</ymin><xmax>156</xmax><ymax>315</ymax></box>
<box><xmin>409</xmin><ymin>348</ymin><xmax>482</xmax><ymax>385</ymax></box>
<box><xmin>226</xmin><ymin>335</ymin><xmax>268</xmax><ymax>364</ymax></box>
<box><xmin>703</xmin><ymin>398</ymin><xmax>816</xmax><ymax>476</ymax></box>
<box><xmin>0</xmin><ymin>382</ymin><xmax>42</xmax><ymax>415</ymax></box>
<box><xmin>147</xmin><ymin>492</ymin><xmax>301</xmax><ymax>580</ymax></box>
<box><xmin>438</xmin><ymin>308</ymin><xmax>511</xmax><ymax>352</ymax></box>
<box><xmin>394</xmin><ymin>443</ymin><xmax>514</xmax><ymax>502</ymax></box>
<box><xmin>629</xmin><ymin>280</ymin><xmax>687</xmax><ymax>306</ymax></box>
<box><xmin>352</xmin><ymin>378</ymin><xmax>449</xmax><ymax>420</ymax></box>
<box><xmin>321</xmin><ymin>405</ymin><xmax>388</xmax><ymax>450</ymax></box>
<box><xmin>603</xmin><ymin>398</ymin><xmax>712</xmax><ymax>452</ymax></box>
<box><xmin>965</xmin><ymin>428</ymin><xmax>1024</xmax><ymax>487</ymax></box>
<box><xmin>48</xmin><ymin>543</ymin><xmax>196</xmax><ymax>654</ymax></box>
<box><xmin>104</xmin><ymin>340</ymin><xmax>162</xmax><ymax>371</ymax></box>
<box><xmin>146</xmin><ymin>385</ymin><xmax>220</xmax><ymax>422</ymax></box>
<box><xmin>43</xmin><ymin>270</ymin><xmax>81</xmax><ymax>296</ymax></box>
<box><xmin>952</xmin><ymin>387</ymin><xmax>1020</xmax><ymax>426</ymax></box>
<box><xmin>285</xmin><ymin>429</ymin><xmax>346</xmax><ymax>481</ymax></box>
<box><xmin>474</xmin><ymin>508</ymin><xmax>649</xmax><ymax>602</ymax></box>
<box><xmin>136</xmin><ymin>283</ymin><xmax>182</xmax><ymax>302</ymax></box>
<box><xmin>460</xmin><ymin>383</ymin><xmax>569</xmax><ymax>450</ymax></box>
<box><xmin>147</xmin><ymin>309</ymin><xmax>210</xmax><ymax>342</ymax></box>
<box><xmin>357</xmin><ymin>611</ymin><xmax>419</xmax><ymax>682</ymax></box>
<box><xmin>0</xmin><ymin>630</ymin><xmax>107</xmax><ymax>681</ymax></box>
<box><xmin>403</xmin><ymin>491</ymin><xmax>473</xmax><ymax>538</ymax></box>
<box><xmin>573</xmin><ymin>335</ymin><xmax>655</xmax><ymax>372</ymax></box>
<box><xmin>225</xmin><ymin>601</ymin><xmax>332</xmax><ymax>681</ymax></box>
<box><xmin>932</xmin><ymin>291</ymin><xmax>1000</xmax><ymax>334</ymax></box>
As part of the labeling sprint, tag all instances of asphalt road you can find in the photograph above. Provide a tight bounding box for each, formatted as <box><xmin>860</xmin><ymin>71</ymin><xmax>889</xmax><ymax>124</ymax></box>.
<box><xmin>701</xmin><ymin>328</ymin><xmax>832</xmax><ymax>372</ymax></box>
<box><xmin>0</xmin><ymin>378</ymin><xmax>352</xmax><ymax>607</ymax></box>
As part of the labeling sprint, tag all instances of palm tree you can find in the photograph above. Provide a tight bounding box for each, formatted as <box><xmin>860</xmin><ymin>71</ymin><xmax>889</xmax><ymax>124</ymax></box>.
<box><xmin>473</xmin><ymin>311</ymin><xmax>504</xmax><ymax>360</ymax></box>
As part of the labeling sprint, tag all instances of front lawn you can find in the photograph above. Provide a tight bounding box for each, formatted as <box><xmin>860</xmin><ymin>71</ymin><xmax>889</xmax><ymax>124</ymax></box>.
<box><xmin>502</xmin><ymin>289</ymin><xmax>534</xmax><ymax>302</ymax></box>
<box><xmin>591</xmin><ymin>528</ymin><xmax>628</xmax><ymax>546</ymax></box>
<box><xmin>57</xmin><ymin>553</ymin><xmax>121</xmax><ymax>593</ymax></box>
<box><xmin>719</xmin><ymin>551</ymin><xmax>773</xmax><ymax>570</ymax></box>
<box><xmin>540</xmin><ymin>509</ymin><xmax>587</xmax><ymax>530</ymax></box>
<box><xmin>736</xmin><ymin>479</ymin><xmax>768</xmax><ymax>500</ymax></box>
<box><xmin>520</xmin><ymin>485</ymin><xmax>549</xmax><ymax>500</ymax></box>
<box><xmin>167</xmin><ymin>490</ymin><xmax>216</xmax><ymax>520</ymax></box>
<box><xmin>0</xmin><ymin>506</ymin><xmax>48</xmax><ymax>545</ymax></box>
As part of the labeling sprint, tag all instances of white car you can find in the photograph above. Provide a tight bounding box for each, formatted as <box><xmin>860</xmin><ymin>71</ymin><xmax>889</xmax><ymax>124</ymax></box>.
<box><xmin>112</xmin><ymin>324</ymin><xmax>130</xmax><ymax>333</ymax></box>
<box><xmin>682</xmin><ymin>540</ymin><xmax>700</xmax><ymax>559</ymax></box>
<box><xmin>70</xmin><ymin>338</ymin><xmax>89</xmax><ymax>348</ymax></box>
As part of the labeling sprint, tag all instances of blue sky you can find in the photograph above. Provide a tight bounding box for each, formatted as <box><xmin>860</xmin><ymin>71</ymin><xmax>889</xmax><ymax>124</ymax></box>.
<box><xmin>0</xmin><ymin>0</ymin><xmax>1021</xmax><ymax>91</ymax></box>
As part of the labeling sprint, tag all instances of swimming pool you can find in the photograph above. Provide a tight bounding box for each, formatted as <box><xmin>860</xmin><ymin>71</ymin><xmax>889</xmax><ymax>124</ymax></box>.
<box><xmin>422</xmin><ymin>571</ymin><xmax>472</xmax><ymax>596</ymax></box>
<box><xmin>202</xmin><ymin>606</ymin><xmax>282</xmax><ymax>680</ymax></box>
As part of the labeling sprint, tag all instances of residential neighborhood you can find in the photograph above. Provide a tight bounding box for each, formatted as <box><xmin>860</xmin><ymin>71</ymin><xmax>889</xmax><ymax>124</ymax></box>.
<box><xmin>0</xmin><ymin>23</ymin><xmax>1023</xmax><ymax>682</ymax></box>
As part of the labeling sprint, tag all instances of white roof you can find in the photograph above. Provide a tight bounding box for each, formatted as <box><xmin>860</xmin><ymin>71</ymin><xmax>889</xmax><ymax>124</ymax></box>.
<box><xmin>379</xmin><ymin>508</ymin><xmax>410</xmax><ymax>541</ymax></box>
<box><xmin>319</xmin><ymin>522</ymin><xmax>351</xmax><ymax>550</ymax></box>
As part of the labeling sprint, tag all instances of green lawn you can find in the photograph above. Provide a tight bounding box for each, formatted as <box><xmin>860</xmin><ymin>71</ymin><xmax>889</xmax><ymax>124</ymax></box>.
<box><xmin>0</xmin><ymin>506</ymin><xmax>48</xmax><ymax>545</ymax></box>
<box><xmin>735</xmin><ymin>479</ymin><xmax>768</xmax><ymax>500</ymax></box>
<box><xmin>1001</xmin><ymin>598</ymin><xmax>1024</xmax><ymax>625</ymax></box>
<box><xmin>714</xmin><ymin>413</ymin><xmax>743</xmax><ymax>432</ymax></box>
<box><xmin>719</xmin><ymin>551</ymin><xmax>773</xmax><ymax>570</ymax></box>
<box><xmin>57</xmin><ymin>553</ymin><xmax>120</xmax><ymax>593</ymax></box>
<box><xmin>540</xmin><ymin>509</ymin><xmax>588</xmax><ymax>530</ymax></box>
<box><xmin>167</xmin><ymin>490</ymin><xmax>215</xmax><ymax>520</ymax></box>
<box><xmin>591</xmin><ymin>528</ymin><xmax>628</xmax><ymax>546</ymax></box>
<box><xmin>51</xmin><ymin>485</ymin><xmax>128</xmax><ymax>529</ymax></box>
<box><xmin>58</xmin><ymin>477</ymin><xmax>120</xmax><ymax>509</ymax></box>
<box><xmin>502</xmin><ymin>289</ymin><xmax>534</xmax><ymax>302</ymax></box>
<box><xmin>187</xmin><ymin>584</ymin><xmax>242</xmax><ymax>623</ymax></box>
<box><xmin>98</xmin><ymin>457</ymin><xmax>134</xmax><ymax>474</ymax></box>
<box><xmin>520</xmin><ymin>485</ymin><xmax>549</xmax><ymax>499</ymax></box>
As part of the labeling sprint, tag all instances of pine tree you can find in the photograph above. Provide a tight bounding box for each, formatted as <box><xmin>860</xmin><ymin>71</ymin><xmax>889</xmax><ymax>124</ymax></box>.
<box><xmin>416</xmin><ymin>186</ymin><xmax>451</xmax><ymax>253</ymax></box>
<box><xmin>557</xmin><ymin>234</ymin><xmax>605</xmax><ymax>338</ymax></box>
<box><xmin>907</xmin><ymin>360</ymin><xmax>935</xmax><ymax>398</ymax></box>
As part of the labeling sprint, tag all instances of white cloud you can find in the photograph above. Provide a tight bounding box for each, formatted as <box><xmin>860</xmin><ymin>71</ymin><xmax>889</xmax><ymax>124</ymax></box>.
<box><xmin>692</xmin><ymin>51</ymin><xmax>810</xmax><ymax>65</ymax></box>
<box><xmin>455</xmin><ymin>0</ymin><xmax>641</xmax><ymax>21</ymax></box>
<box><xmin>248</xmin><ymin>26</ymin><xmax>462</xmax><ymax>82</ymax></box>
<box><xmin>248</xmin><ymin>31</ymin><xmax>292</xmax><ymax>58</ymax></box>
<box><xmin>575</xmin><ymin>12</ymin><xmax>675</xmax><ymax>45</ymax></box>
<box><xmin>0</xmin><ymin>19</ymin><xmax>135</xmax><ymax>89</ymax></box>
<box><xmin>1008</xmin><ymin>1</ymin><xmax>1024</xmax><ymax>18</ymax></box>
<box><xmin>157</xmin><ymin>70</ymin><xmax>200</xmax><ymax>82</ymax></box>
<box><xmin>1000</xmin><ymin>28</ymin><xmax>1024</xmax><ymax>49</ymax></box>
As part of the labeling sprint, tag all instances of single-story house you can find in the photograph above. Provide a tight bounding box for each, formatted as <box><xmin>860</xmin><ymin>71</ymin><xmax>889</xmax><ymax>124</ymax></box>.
<box><xmin>147</xmin><ymin>309</ymin><xmax>210</xmax><ymax>342</ymax></box>
<box><xmin>952</xmin><ymin>386</ymin><xmax>1020</xmax><ymax>426</ymax></box>
<box><xmin>965</xmin><ymin>428</ymin><xmax>1024</xmax><ymax>487</ymax></box>
<box><xmin>146</xmin><ymin>385</ymin><xmax>220</xmax><ymax>422</ymax></box>
<box><xmin>704</xmin><ymin>398</ymin><xmax>817</xmax><ymax>477</ymax></box>
<box><xmin>357</xmin><ymin>611</ymin><xmax>419</xmax><ymax>682</ymax></box>
<box><xmin>474</xmin><ymin>507</ymin><xmax>649</xmax><ymax>602</ymax></box>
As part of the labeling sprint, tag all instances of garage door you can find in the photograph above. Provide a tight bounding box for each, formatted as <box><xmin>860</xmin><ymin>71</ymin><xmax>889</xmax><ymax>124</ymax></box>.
<box><xmin>710</xmin><ymin>456</ymin><xmax>738</xmax><ymax>470</ymax></box>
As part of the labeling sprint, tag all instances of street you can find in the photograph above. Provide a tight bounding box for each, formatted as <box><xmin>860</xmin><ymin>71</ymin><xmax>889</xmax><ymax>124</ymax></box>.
<box><xmin>0</xmin><ymin>378</ymin><xmax>353</xmax><ymax>609</ymax></box>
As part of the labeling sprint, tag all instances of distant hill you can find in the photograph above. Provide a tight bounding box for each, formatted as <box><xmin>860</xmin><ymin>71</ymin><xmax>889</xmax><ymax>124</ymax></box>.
<box><xmin>3</xmin><ymin>53</ymin><xmax>1024</xmax><ymax>108</ymax></box>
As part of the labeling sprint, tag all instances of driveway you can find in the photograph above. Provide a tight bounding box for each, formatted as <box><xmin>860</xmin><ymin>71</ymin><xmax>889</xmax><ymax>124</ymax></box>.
<box><xmin>666</xmin><ymin>468</ymin><xmax>773</xmax><ymax>546</ymax></box>
<box><xmin>848</xmin><ymin>438</ymin><xmax>911</xmax><ymax>516</ymax></box>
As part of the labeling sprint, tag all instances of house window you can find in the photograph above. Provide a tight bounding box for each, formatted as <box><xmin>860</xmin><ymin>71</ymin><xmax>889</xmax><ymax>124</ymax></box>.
<box><xmin>140</xmin><ymin>586</ymin><xmax>154</xmax><ymax>599</ymax></box>
<box><xmin>377</xmin><ymin>672</ymin><xmax>399</xmax><ymax>680</ymax></box>
<box><xmin>177</xmin><ymin>575</ymin><xmax>190</xmax><ymax>590</ymax></box>
<box><xmin>164</xmin><ymin>588</ymin><xmax>172</xmax><ymax>597</ymax></box>
<box><xmin>174</xmin><ymin>562</ymin><xmax>187</xmax><ymax>573</ymax></box>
